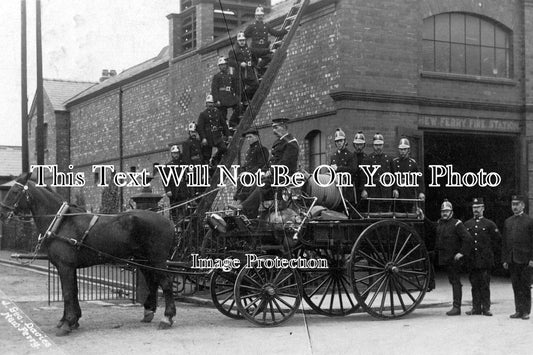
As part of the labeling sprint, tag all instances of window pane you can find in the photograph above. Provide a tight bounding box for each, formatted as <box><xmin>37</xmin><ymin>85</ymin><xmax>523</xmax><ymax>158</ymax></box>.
<box><xmin>481</xmin><ymin>47</ymin><xmax>494</xmax><ymax>76</ymax></box>
<box><xmin>480</xmin><ymin>21</ymin><xmax>494</xmax><ymax>46</ymax></box>
<box><xmin>466</xmin><ymin>44</ymin><xmax>480</xmax><ymax>75</ymax></box>
<box><xmin>451</xmin><ymin>43</ymin><xmax>465</xmax><ymax>74</ymax></box>
<box><xmin>422</xmin><ymin>40</ymin><xmax>435</xmax><ymax>71</ymax></box>
<box><xmin>435</xmin><ymin>42</ymin><xmax>450</xmax><ymax>72</ymax></box>
<box><xmin>450</xmin><ymin>13</ymin><xmax>465</xmax><ymax>43</ymax></box>
<box><xmin>495</xmin><ymin>48</ymin><xmax>508</xmax><ymax>77</ymax></box>
<box><xmin>423</xmin><ymin>17</ymin><xmax>434</xmax><ymax>40</ymax></box>
<box><xmin>465</xmin><ymin>16</ymin><xmax>480</xmax><ymax>45</ymax></box>
<box><xmin>435</xmin><ymin>14</ymin><xmax>450</xmax><ymax>42</ymax></box>
<box><xmin>495</xmin><ymin>27</ymin><xmax>507</xmax><ymax>48</ymax></box>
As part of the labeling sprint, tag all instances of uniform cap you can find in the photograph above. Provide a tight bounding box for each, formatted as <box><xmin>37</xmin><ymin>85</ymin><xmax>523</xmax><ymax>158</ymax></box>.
<box><xmin>272</xmin><ymin>117</ymin><xmax>290</xmax><ymax>126</ymax></box>
<box><xmin>255</xmin><ymin>6</ymin><xmax>265</xmax><ymax>16</ymax></box>
<box><xmin>170</xmin><ymin>145</ymin><xmax>180</xmax><ymax>153</ymax></box>
<box><xmin>206</xmin><ymin>94</ymin><xmax>214</xmax><ymax>103</ymax></box>
<box><xmin>188</xmin><ymin>122</ymin><xmax>197</xmax><ymax>132</ymax></box>
<box><xmin>237</xmin><ymin>32</ymin><xmax>246</xmax><ymax>41</ymax></box>
<box><xmin>441</xmin><ymin>199</ymin><xmax>453</xmax><ymax>211</ymax></box>
<box><xmin>512</xmin><ymin>195</ymin><xmax>525</xmax><ymax>202</ymax></box>
<box><xmin>242</xmin><ymin>128</ymin><xmax>259</xmax><ymax>137</ymax></box>
<box><xmin>334</xmin><ymin>128</ymin><xmax>346</xmax><ymax>141</ymax></box>
<box><xmin>472</xmin><ymin>197</ymin><xmax>484</xmax><ymax>207</ymax></box>
<box><xmin>353</xmin><ymin>131</ymin><xmax>366</xmax><ymax>144</ymax></box>
<box><xmin>373</xmin><ymin>133</ymin><xmax>384</xmax><ymax>145</ymax></box>
<box><xmin>398</xmin><ymin>137</ymin><xmax>410</xmax><ymax>149</ymax></box>
<box><xmin>217</xmin><ymin>57</ymin><xmax>227</xmax><ymax>66</ymax></box>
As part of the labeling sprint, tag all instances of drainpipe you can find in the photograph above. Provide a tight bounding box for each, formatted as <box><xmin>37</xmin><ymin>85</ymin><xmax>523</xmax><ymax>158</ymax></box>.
<box><xmin>119</xmin><ymin>87</ymin><xmax>124</xmax><ymax>211</ymax></box>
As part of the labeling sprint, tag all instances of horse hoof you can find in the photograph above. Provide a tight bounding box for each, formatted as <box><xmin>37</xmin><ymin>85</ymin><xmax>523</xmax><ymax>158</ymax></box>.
<box><xmin>56</xmin><ymin>324</ymin><xmax>71</xmax><ymax>337</ymax></box>
<box><xmin>56</xmin><ymin>320</ymin><xmax>64</xmax><ymax>328</ymax></box>
<box><xmin>71</xmin><ymin>321</ymin><xmax>80</xmax><ymax>330</ymax></box>
<box><xmin>141</xmin><ymin>311</ymin><xmax>154</xmax><ymax>323</ymax></box>
<box><xmin>157</xmin><ymin>321</ymin><xmax>172</xmax><ymax>330</ymax></box>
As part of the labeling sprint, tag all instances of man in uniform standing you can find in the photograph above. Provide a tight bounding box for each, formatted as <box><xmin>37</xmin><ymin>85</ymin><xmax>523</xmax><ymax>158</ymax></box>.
<box><xmin>211</xmin><ymin>57</ymin><xmax>240</xmax><ymax>129</ymax></box>
<box><xmin>163</xmin><ymin>145</ymin><xmax>190</xmax><ymax>230</ymax></box>
<box><xmin>434</xmin><ymin>199</ymin><xmax>473</xmax><ymax>316</ymax></box>
<box><xmin>182</xmin><ymin>122</ymin><xmax>204</xmax><ymax>165</ymax></box>
<box><xmin>502</xmin><ymin>195</ymin><xmax>533</xmax><ymax>320</ymax></box>
<box><xmin>228</xmin><ymin>32</ymin><xmax>271</xmax><ymax>105</ymax></box>
<box><xmin>330</xmin><ymin>128</ymin><xmax>357</xmax><ymax>204</ymax></box>
<box><xmin>239</xmin><ymin>117</ymin><xmax>299</xmax><ymax>219</ymax></box>
<box><xmin>352</xmin><ymin>131</ymin><xmax>366</xmax><ymax>207</ymax></box>
<box><xmin>361</xmin><ymin>133</ymin><xmax>393</xmax><ymax>212</ymax></box>
<box><xmin>233</xmin><ymin>128</ymin><xmax>269</xmax><ymax>204</ymax></box>
<box><xmin>391</xmin><ymin>137</ymin><xmax>425</xmax><ymax>212</ymax></box>
<box><xmin>197</xmin><ymin>94</ymin><xmax>230</xmax><ymax>167</ymax></box>
<box><xmin>464</xmin><ymin>197</ymin><xmax>501</xmax><ymax>316</ymax></box>
<box><xmin>244</xmin><ymin>6</ymin><xmax>287</xmax><ymax>76</ymax></box>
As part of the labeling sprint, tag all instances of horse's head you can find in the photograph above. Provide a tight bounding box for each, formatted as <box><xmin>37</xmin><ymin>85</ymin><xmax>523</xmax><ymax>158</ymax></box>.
<box><xmin>0</xmin><ymin>172</ymin><xmax>33</xmax><ymax>221</ymax></box>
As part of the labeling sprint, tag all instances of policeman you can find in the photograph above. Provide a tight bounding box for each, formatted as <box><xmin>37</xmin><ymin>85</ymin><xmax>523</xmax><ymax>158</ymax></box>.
<box><xmin>464</xmin><ymin>197</ymin><xmax>501</xmax><ymax>316</ymax></box>
<box><xmin>352</xmin><ymin>131</ymin><xmax>366</xmax><ymax>205</ymax></box>
<box><xmin>182</xmin><ymin>122</ymin><xmax>204</xmax><ymax>165</ymax></box>
<box><xmin>391</xmin><ymin>137</ymin><xmax>425</xmax><ymax>212</ymax></box>
<box><xmin>163</xmin><ymin>145</ymin><xmax>190</xmax><ymax>230</ymax></box>
<box><xmin>197</xmin><ymin>94</ymin><xmax>230</xmax><ymax>166</ymax></box>
<box><xmin>434</xmin><ymin>199</ymin><xmax>473</xmax><ymax>316</ymax></box>
<box><xmin>211</xmin><ymin>57</ymin><xmax>240</xmax><ymax>129</ymax></box>
<box><xmin>239</xmin><ymin>117</ymin><xmax>299</xmax><ymax>218</ymax></box>
<box><xmin>330</xmin><ymin>128</ymin><xmax>357</xmax><ymax>204</ymax></box>
<box><xmin>233</xmin><ymin>128</ymin><xmax>269</xmax><ymax>203</ymax></box>
<box><xmin>244</xmin><ymin>6</ymin><xmax>287</xmax><ymax>76</ymax></box>
<box><xmin>361</xmin><ymin>133</ymin><xmax>393</xmax><ymax>212</ymax></box>
<box><xmin>227</xmin><ymin>32</ymin><xmax>270</xmax><ymax>104</ymax></box>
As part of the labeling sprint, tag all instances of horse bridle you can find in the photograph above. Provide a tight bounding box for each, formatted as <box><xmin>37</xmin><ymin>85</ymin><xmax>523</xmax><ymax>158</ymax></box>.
<box><xmin>0</xmin><ymin>181</ymin><xmax>31</xmax><ymax>220</ymax></box>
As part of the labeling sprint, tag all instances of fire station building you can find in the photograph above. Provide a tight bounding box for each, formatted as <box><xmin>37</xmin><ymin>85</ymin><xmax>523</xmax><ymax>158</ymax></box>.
<box><xmin>59</xmin><ymin>0</ymin><xmax>533</xmax><ymax>225</ymax></box>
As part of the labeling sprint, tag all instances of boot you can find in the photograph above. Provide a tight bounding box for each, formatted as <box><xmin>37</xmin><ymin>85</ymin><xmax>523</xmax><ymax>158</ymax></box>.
<box><xmin>446</xmin><ymin>307</ymin><xmax>461</xmax><ymax>316</ymax></box>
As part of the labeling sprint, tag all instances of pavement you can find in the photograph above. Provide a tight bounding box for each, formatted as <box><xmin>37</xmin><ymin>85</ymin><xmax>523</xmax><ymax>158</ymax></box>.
<box><xmin>0</xmin><ymin>248</ymin><xmax>517</xmax><ymax>314</ymax></box>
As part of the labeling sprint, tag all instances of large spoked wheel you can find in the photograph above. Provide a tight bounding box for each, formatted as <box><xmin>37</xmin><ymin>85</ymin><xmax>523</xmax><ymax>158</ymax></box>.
<box><xmin>349</xmin><ymin>220</ymin><xmax>430</xmax><ymax>319</ymax></box>
<box><xmin>299</xmin><ymin>247</ymin><xmax>359</xmax><ymax>316</ymax></box>
<box><xmin>234</xmin><ymin>257</ymin><xmax>302</xmax><ymax>326</ymax></box>
<box><xmin>210</xmin><ymin>269</ymin><xmax>244</xmax><ymax>319</ymax></box>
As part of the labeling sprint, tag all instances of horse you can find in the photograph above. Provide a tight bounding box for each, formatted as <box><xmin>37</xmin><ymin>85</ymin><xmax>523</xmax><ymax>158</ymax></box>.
<box><xmin>0</xmin><ymin>173</ymin><xmax>176</xmax><ymax>336</ymax></box>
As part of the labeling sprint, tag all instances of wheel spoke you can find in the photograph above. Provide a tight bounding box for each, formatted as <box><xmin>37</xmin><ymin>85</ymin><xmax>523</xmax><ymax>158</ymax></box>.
<box><xmin>391</xmin><ymin>226</ymin><xmax>402</xmax><ymax>261</ymax></box>
<box><xmin>317</xmin><ymin>277</ymin><xmax>334</xmax><ymax>308</ymax></box>
<box><xmin>302</xmin><ymin>272</ymin><xmax>329</xmax><ymax>286</ymax></box>
<box><xmin>252</xmin><ymin>298</ymin><xmax>267</xmax><ymax>317</ymax></box>
<box><xmin>363</xmin><ymin>236</ymin><xmax>387</xmax><ymax>265</ymax></box>
<box><xmin>355</xmin><ymin>249</ymin><xmax>385</xmax><ymax>267</ymax></box>
<box><xmin>276</xmin><ymin>282</ymin><xmax>300</xmax><ymax>291</ymax></box>
<box><xmin>390</xmin><ymin>275</ymin><xmax>407</xmax><ymax>311</ymax></box>
<box><xmin>272</xmin><ymin>298</ymin><xmax>286</xmax><ymax>317</ymax></box>
<box><xmin>352</xmin><ymin>264</ymin><xmax>386</xmax><ymax>271</ymax></box>
<box><xmin>339</xmin><ymin>275</ymin><xmax>357</xmax><ymax>308</ymax></box>
<box><xmin>242</xmin><ymin>274</ymin><xmax>263</xmax><ymax>289</ymax></box>
<box><xmin>367</xmin><ymin>273</ymin><xmax>387</xmax><ymax>308</ymax></box>
<box><xmin>269</xmin><ymin>300</ymin><xmax>276</xmax><ymax>322</ymax></box>
<box><xmin>359</xmin><ymin>272</ymin><xmax>387</xmax><ymax>298</ymax></box>
<box><xmin>392</xmin><ymin>233</ymin><xmax>412</xmax><ymax>263</ymax></box>
<box><xmin>307</xmin><ymin>274</ymin><xmax>331</xmax><ymax>297</ymax></box>
<box><xmin>274</xmin><ymin>294</ymin><xmax>295</xmax><ymax>309</ymax></box>
<box><xmin>274</xmin><ymin>272</ymin><xmax>294</xmax><ymax>287</ymax></box>
<box><xmin>396</xmin><ymin>242</ymin><xmax>421</xmax><ymax>266</ymax></box>
<box><xmin>397</xmin><ymin>257</ymin><xmax>427</xmax><ymax>269</ymax></box>
<box><xmin>394</xmin><ymin>274</ymin><xmax>419</xmax><ymax>302</ymax></box>
<box><xmin>215</xmin><ymin>287</ymin><xmax>233</xmax><ymax>297</ymax></box>
<box><xmin>354</xmin><ymin>270</ymin><xmax>385</xmax><ymax>283</ymax></box>
<box><xmin>329</xmin><ymin>278</ymin><xmax>337</xmax><ymax>311</ymax></box>
<box><xmin>379</xmin><ymin>275</ymin><xmax>390</xmax><ymax>315</ymax></box>
<box><xmin>399</xmin><ymin>269</ymin><xmax>428</xmax><ymax>276</ymax></box>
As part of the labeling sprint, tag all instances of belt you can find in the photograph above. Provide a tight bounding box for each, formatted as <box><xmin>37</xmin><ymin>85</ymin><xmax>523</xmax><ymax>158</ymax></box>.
<box><xmin>219</xmin><ymin>86</ymin><xmax>232</xmax><ymax>92</ymax></box>
<box><xmin>259</xmin><ymin>39</ymin><xmax>265</xmax><ymax>45</ymax></box>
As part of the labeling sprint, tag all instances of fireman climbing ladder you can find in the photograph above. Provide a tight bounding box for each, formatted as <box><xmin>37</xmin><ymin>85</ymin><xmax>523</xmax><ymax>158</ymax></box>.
<box><xmin>194</xmin><ymin>0</ymin><xmax>310</xmax><ymax>219</ymax></box>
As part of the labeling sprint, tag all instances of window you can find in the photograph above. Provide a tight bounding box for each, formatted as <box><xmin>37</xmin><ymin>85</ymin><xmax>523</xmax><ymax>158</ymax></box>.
<box><xmin>423</xmin><ymin>13</ymin><xmax>511</xmax><ymax>78</ymax></box>
<box><xmin>305</xmin><ymin>130</ymin><xmax>326</xmax><ymax>172</ymax></box>
<box><xmin>181</xmin><ymin>11</ymin><xmax>197</xmax><ymax>52</ymax></box>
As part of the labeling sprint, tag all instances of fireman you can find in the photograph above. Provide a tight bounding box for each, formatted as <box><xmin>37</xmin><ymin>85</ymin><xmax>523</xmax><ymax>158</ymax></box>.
<box><xmin>361</xmin><ymin>133</ymin><xmax>393</xmax><ymax>212</ymax></box>
<box><xmin>391</xmin><ymin>137</ymin><xmax>425</xmax><ymax>212</ymax></box>
<box><xmin>330</xmin><ymin>128</ymin><xmax>357</xmax><ymax>205</ymax></box>
<box><xmin>197</xmin><ymin>94</ymin><xmax>230</xmax><ymax>167</ymax></box>
<box><xmin>211</xmin><ymin>57</ymin><xmax>240</xmax><ymax>129</ymax></box>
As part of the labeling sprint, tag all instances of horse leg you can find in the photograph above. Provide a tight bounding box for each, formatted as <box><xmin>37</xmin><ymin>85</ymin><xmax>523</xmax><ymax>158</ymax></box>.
<box><xmin>140</xmin><ymin>269</ymin><xmax>158</xmax><ymax>323</ymax></box>
<box><xmin>156</xmin><ymin>270</ymin><xmax>176</xmax><ymax>330</ymax></box>
<box><xmin>56</xmin><ymin>265</ymin><xmax>80</xmax><ymax>336</ymax></box>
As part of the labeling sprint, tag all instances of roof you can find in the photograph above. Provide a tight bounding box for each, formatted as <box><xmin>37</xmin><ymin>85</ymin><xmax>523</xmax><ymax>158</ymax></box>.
<box><xmin>0</xmin><ymin>146</ymin><xmax>21</xmax><ymax>177</ymax></box>
<box><xmin>43</xmin><ymin>79</ymin><xmax>96</xmax><ymax>111</ymax></box>
<box><xmin>66</xmin><ymin>46</ymin><xmax>170</xmax><ymax>105</ymax></box>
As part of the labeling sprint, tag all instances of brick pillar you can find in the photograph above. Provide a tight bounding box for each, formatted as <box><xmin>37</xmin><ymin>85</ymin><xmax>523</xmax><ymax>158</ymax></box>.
<box><xmin>166</xmin><ymin>13</ymin><xmax>182</xmax><ymax>58</ymax></box>
<box><xmin>195</xmin><ymin>0</ymin><xmax>214</xmax><ymax>48</ymax></box>
<box><xmin>523</xmin><ymin>1</ymin><xmax>533</xmax><ymax>205</ymax></box>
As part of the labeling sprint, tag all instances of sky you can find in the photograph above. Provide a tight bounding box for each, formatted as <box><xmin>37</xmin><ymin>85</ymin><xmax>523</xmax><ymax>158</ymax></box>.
<box><xmin>0</xmin><ymin>0</ymin><xmax>180</xmax><ymax>146</ymax></box>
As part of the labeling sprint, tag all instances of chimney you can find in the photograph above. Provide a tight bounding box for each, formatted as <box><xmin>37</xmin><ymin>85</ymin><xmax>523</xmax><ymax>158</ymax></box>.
<box><xmin>109</xmin><ymin>69</ymin><xmax>117</xmax><ymax>76</ymax></box>
<box><xmin>99</xmin><ymin>69</ymin><xmax>110</xmax><ymax>82</ymax></box>
<box><xmin>196</xmin><ymin>0</ymin><xmax>214</xmax><ymax>48</ymax></box>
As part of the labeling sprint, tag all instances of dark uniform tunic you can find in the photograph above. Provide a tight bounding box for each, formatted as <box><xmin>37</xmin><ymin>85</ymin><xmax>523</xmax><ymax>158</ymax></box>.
<box><xmin>502</xmin><ymin>213</ymin><xmax>533</xmax><ymax>315</ymax></box>
<box><xmin>434</xmin><ymin>217</ymin><xmax>473</xmax><ymax>308</ymax></box>
<box><xmin>244</xmin><ymin>21</ymin><xmax>287</xmax><ymax>71</ymax></box>
<box><xmin>234</xmin><ymin>141</ymin><xmax>269</xmax><ymax>201</ymax></box>
<box><xmin>362</xmin><ymin>152</ymin><xmax>393</xmax><ymax>212</ymax></box>
<box><xmin>182</xmin><ymin>136</ymin><xmax>204</xmax><ymax>165</ymax></box>
<box><xmin>464</xmin><ymin>216</ymin><xmax>501</xmax><ymax>312</ymax></box>
<box><xmin>227</xmin><ymin>44</ymin><xmax>270</xmax><ymax>101</ymax></box>
<box><xmin>330</xmin><ymin>147</ymin><xmax>357</xmax><ymax>204</ymax></box>
<box><xmin>391</xmin><ymin>156</ymin><xmax>424</xmax><ymax>212</ymax></box>
<box><xmin>197</xmin><ymin>107</ymin><xmax>230</xmax><ymax>163</ymax></box>
<box><xmin>354</xmin><ymin>151</ymin><xmax>366</xmax><ymax>204</ymax></box>
<box><xmin>241</xmin><ymin>133</ymin><xmax>299</xmax><ymax>218</ymax></box>
<box><xmin>163</xmin><ymin>157</ymin><xmax>190</xmax><ymax>226</ymax></box>
<box><xmin>211</xmin><ymin>71</ymin><xmax>239</xmax><ymax>127</ymax></box>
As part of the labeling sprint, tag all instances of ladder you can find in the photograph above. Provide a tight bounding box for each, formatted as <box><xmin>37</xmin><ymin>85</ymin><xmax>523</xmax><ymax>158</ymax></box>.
<box><xmin>194</xmin><ymin>0</ymin><xmax>310</xmax><ymax>222</ymax></box>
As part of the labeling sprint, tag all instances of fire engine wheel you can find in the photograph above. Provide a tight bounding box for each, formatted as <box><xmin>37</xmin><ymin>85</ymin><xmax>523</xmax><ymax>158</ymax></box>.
<box><xmin>234</xmin><ymin>257</ymin><xmax>302</xmax><ymax>326</ymax></box>
<box><xmin>349</xmin><ymin>220</ymin><xmax>430</xmax><ymax>319</ymax></box>
<box><xmin>299</xmin><ymin>247</ymin><xmax>359</xmax><ymax>316</ymax></box>
<box><xmin>210</xmin><ymin>269</ymin><xmax>244</xmax><ymax>319</ymax></box>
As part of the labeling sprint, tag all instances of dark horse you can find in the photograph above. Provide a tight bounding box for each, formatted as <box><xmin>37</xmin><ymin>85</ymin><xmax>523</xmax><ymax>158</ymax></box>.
<box><xmin>0</xmin><ymin>173</ymin><xmax>176</xmax><ymax>336</ymax></box>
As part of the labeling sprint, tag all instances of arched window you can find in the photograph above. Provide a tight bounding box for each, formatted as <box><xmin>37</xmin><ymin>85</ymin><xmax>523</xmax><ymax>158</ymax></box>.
<box><xmin>422</xmin><ymin>13</ymin><xmax>511</xmax><ymax>78</ymax></box>
<box><xmin>305</xmin><ymin>130</ymin><xmax>326</xmax><ymax>171</ymax></box>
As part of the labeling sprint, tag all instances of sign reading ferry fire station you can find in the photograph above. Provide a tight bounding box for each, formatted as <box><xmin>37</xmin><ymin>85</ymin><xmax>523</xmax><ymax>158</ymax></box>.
<box><xmin>419</xmin><ymin>116</ymin><xmax>520</xmax><ymax>132</ymax></box>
